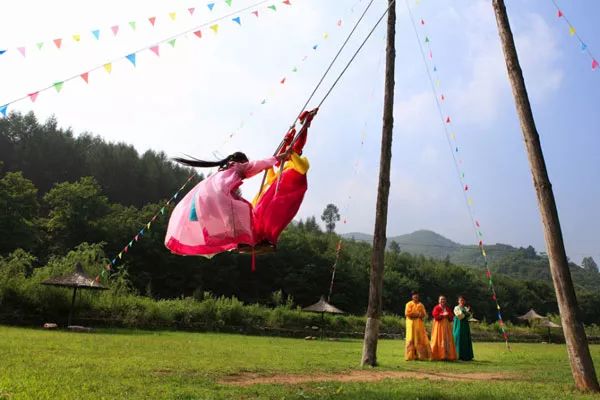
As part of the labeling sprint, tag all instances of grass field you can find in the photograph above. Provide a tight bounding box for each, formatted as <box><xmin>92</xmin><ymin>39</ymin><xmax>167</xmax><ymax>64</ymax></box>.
<box><xmin>1</xmin><ymin>326</ymin><xmax>600</xmax><ymax>399</ymax></box>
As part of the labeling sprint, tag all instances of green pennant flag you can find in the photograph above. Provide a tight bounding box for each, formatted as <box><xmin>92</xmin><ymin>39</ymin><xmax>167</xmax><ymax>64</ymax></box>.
<box><xmin>225</xmin><ymin>0</ymin><xmax>232</xmax><ymax>5</ymax></box>
<box><xmin>292</xmin><ymin>67</ymin><xmax>298</xmax><ymax>72</ymax></box>
<box><xmin>425</xmin><ymin>36</ymin><xmax>430</xmax><ymax>43</ymax></box>
<box><xmin>53</xmin><ymin>82</ymin><xmax>64</xmax><ymax>93</ymax></box>
<box><xmin>36</xmin><ymin>42</ymin><xmax>44</xmax><ymax>50</ymax></box>
<box><xmin>160</xmin><ymin>207</ymin><xmax>165</xmax><ymax>214</ymax></box>
<box><xmin>129</xmin><ymin>21</ymin><xmax>137</xmax><ymax>30</ymax></box>
<box><xmin>168</xmin><ymin>39</ymin><xmax>176</xmax><ymax>47</ymax></box>
<box><xmin>268</xmin><ymin>5</ymin><xmax>277</xmax><ymax>11</ymax></box>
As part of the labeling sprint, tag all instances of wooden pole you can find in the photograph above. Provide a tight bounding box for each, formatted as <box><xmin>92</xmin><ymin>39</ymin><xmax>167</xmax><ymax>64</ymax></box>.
<box><xmin>68</xmin><ymin>287</ymin><xmax>77</xmax><ymax>327</ymax></box>
<box><xmin>491</xmin><ymin>0</ymin><xmax>599</xmax><ymax>391</ymax></box>
<box><xmin>361</xmin><ymin>0</ymin><xmax>396</xmax><ymax>367</ymax></box>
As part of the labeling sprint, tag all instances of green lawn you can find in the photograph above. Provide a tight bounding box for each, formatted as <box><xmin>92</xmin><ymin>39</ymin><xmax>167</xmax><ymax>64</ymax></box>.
<box><xmin>1</xmin><ymin>325</ymin><xmax>599</xmax><ymax>399</ymax></box>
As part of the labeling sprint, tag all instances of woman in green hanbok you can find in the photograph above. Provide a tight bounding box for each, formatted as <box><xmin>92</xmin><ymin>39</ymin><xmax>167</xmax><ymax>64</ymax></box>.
<box><xmin>453</xmin><ymin>295</ymin><xmax>474</xmax><ymax>361</ymax></box>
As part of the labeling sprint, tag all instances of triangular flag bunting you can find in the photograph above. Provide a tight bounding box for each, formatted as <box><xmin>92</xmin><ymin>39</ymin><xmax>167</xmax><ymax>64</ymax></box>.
<box><xmin>569</xmin><ymin>25</ymin><xmax>575</xmax><ymax>36</ymax></box>
<box><xmin>557</xmin><ymin>9</ymin><xmax>563</xmax><ymax>18</ymax></box>
<box><xmin>17</xmin><ymin>47</ymin><xmax>26</xmax><ymax>57</ymax></box>
<box><xmin>464</xmin><ymin>184</ymin><xmax>469</xmax><ymax>191</ymax></box>
<box><xmin>129</xmin><ymin>240</ymin><xmax>134</xmax><ymax>247</ymax></box>
<box><xmin>188</xmin><ymin>7</ymin><xmax>195</xmax><ymax>15</ymax></box>
<box><xmin>593</xmin><ymin>59</ymin><xmax>599</xmax><ymax>70</ymax></box>
<box><xmin>210</xmin><ymin>24</ymin><xmax>219</xmax><ymax>33</ymax></box>
<box><xmin>129</xmin><ymin>21</ymin><xmax>137</xmax><ymax>30</ymax></box>
<box><xmin>169</xmin><ymin>12</ymin><xmax>177</xmax><ymax>21</ymax></box>
<box><xmin>92</xmin><ymin>30</ymin><xmax>100</xmax><ymax>40</ymax></box>
<box><xmin>232</xmin><ymin>16</ymin><xmax>241</xmax><ymax>25</ymax></box>
<box><xmin>28</xmin><ymin>92</ymin><xmax>39</xmax><ymax>102</ymax></box>
<box><xmin>323</xmin><ymin>32</ymin><xmax>329</xmax><ymax>39</ymax></box>
<box><xmin>193</xmin><ymin>30</ymin><xmax>202</xmax><ymax>38</ymax></box>
<box><xmin>252</xmin><ymin>10</ymin><xmax>259</xmax><ymax>17</ymax></box>
<box><xmin>312</xmin><ymin>44</ymin><xmax>318</xmax><ymax>50</ymax></box>
<box><xmin>424</xmin><ymin>36</ymin><xmax>429</xmax><ymax>43</ymax></box>
<box><xmin>126</xmin><ymin>53</ymin><xmax>136</xmax><ymax>66</ymax></box>
<box><xmin>581</xmin><ymin>42</ymin><xmax>588</xmax><ymax>52</ymax></box>
<box><xmin>420</xmin><ymin>19</ymin><xmax>425</xmax><ymax>25</ymax></box>
<box><xmin>0</xmin><ymin>49</ymin><xmax>6</xmax><ymax>55</ymax></box>
<box><xmin>208</xmin><ymin>3</ymin><xmax>215</xmax><ymax>11</ymax></box>
<box><xmin>168</xmin><ymin>39</ymin><xmax>176</xmax><ymax>47</ymax></box>
<box><xmin>0</xmin><ymin>105</ymin><xmax>7</xmax><ymax>117</ymax></box>
<box><xmin>53</xmin><ymin>81</ymin><xmax>64</xmax><ymax>93</ymax></box>
<box><xmin>433</xmin><ymin>65</ymin><xmax>437</xmax><ymax>72</ymax></box>
<box><xmin>36</xmin><ymin>42</ymin><xmax>44</xmax><ymax>50</ymax></box>
<box><xmin>104</xmin><ymin>63</ymin><xmax>112</xmax><ymax>73</ymax></box>
<box><xmin>268</xmin><ymin>5</ymin><xmax>277</xmax><ymax>11</ymax></box>
<box><xmin>81</xmin><ymin>72</ymin><xmax>89</xmax><ymax>83</ymax></box>
<box><xmin>111</xmin><ymin>25</ymin><xmax>119</xmax><ymax>35</ymax></box>
<box><xmin>225</xmin><ymin>0</ymin><xmax>232</xmax><ymax>6</ymax></box>
<box><xmin>446</xmin><ymin>116</ymin><xmax>451</xmax><ymax>123</ymax></box>
<box><xmin>72</xmin><ymin>34</ymin><xmax>81</xmax><ymax>42</ymax></box>
<box><xmin>292</xmin><ymin>66</ymin><xmax>298</xmax><ymax>72</ymax></box>
<box><xmin>337</xmin><ymin>19</ymin><xmax>342</xmax><ymax>27</ymax></box>
<box><xmin>283</xmin><ymin>0</ymin><xmax>291</xmax><ymax>4</ymax></box>
<box><xmin>149</xmin><ymin>17</ymin><xmax>156</xmax><ymax>26</ymax></box>
<box><xmin>118</xmin><ymin>252</ymin><xmax>122</xmax><ymax>259</ymax></box>
<box><xmin>53</xmin><ymin>38</ymin><xmax>62</xmax><ymax>48</ymax></box>
<box><xmin>150</xmin><ymin>45</ymin><xmax>160</xmax><ymax>56</ymax></box>
<box><xmin>441</xmin><ymin>94</ymin><xmax>445</xmax><ymax>101</ymax></box>
<box><xmin>280</xmin><ymin>77</ymin><xmax>286</xmax><ymax>84</ymax></box>
<box><xmin>261</xmin><ymin>99</ymin><xmax>266</xmax><ymax>104</ymax></box>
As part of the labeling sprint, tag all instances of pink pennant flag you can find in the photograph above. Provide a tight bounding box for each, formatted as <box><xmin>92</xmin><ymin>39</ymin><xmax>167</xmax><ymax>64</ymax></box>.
<box><xmin>53</xmin><ymin>38</ymin><xmax>62</xmax><ymax>48</ymax></box>
<box><xmin>446</xmin><ymin>116</ymin><xmax>451</xmax><ymax>123</ymax></box>
<box><xmin>18</xmin><ymin>47</ymin><xmax>26</xmax><ymax>57</ymax></box>
<box><xmin>150</xmin><ymin>45</ymin><xmax>160</xmax><ymax>56</ymax></box>
<box><xmin>420</xmin><ymin>19</ymin><xmax>425</xmax><ymax>25</ymax></box>
<box><xmin>283</xmin><ymin>0</ymin><xmax>291</xmax><ymax>4</ymax></box>
<box><xmin>81</xmin><ymin>72</ymin><xmax>89</xmax><ymax>83</ymax></box>
<box><xmin>193</xmin><ymin>30</ymin><xmax>202</xmax><ymax>39</ymax></box>
<box><xmin>252</xmin><ymin>10</ymin><xmax>259</xmax><ymax>17</ymax></box>
<box><xmin>188</xmin><ymin>7</ymin><xmax>195</xmax><ymax>15</ymax></box>
<box><xmin>111</xmin><ymin>25</ymin><xmax>119</xmax><ymax>36</ymax></box>
<box><xmin>557</xmin><ymin>9</ymin><xmax>563</xmax><ymax>18</ymax></box>
<box><xmin>429</xmin><ymin>50</ymin><xmax>432</xmax><ymax>59</ymax></box>
<box><xmin>149</xmin><ymin>16</ymin><xmax>156</xmax><ymax>26</ymax></box>
<box><xmin>441</xmin><ymin>94</ymin><xmax>445</xmax><ymax>101</ymax></box>
<box><xmin>28</xmin><ymin>92</ymin><xmax>39</xmax><ymax>102</ymax></box>
<box><xmin>337</xmin><ymin>19</ymin><xmax>342</xmax><ymax>27</ymax></box>
<box><xmin>475</xmin><ymin>221</ymin><xmax>480</xmax><ymax>227</ymax></box>
<box><xmin>592</xmin><ymin>59</ymin><xmax>599</xmax><ymax>70</ymax></box>
<box><xmin>280</xmin><ymin>77</ymin><xmax>286</xmax><ymax>84</ymax></box>
<box><xmin>464</xmin><ymin>184</ymin><xmax>469</xmax><ymax>191</ymax></box>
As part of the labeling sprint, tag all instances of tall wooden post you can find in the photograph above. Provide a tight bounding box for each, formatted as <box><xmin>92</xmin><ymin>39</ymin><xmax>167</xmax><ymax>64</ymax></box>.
<box><xmin>492</xmin><ymin>0</ymin><xmax>599</xmax><ymax>391</ymax></box>
<box><xmin>361</xmin><ymin>0</ymin><xmax>396</xmax><ymax>367</ymax></box>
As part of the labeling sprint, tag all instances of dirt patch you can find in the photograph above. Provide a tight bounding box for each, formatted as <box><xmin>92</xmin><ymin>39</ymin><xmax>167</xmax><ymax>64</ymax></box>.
<box><xmin>219</xmin><ymin>370</ymin><xmax>514</xmax><ymax>386</ymax></box>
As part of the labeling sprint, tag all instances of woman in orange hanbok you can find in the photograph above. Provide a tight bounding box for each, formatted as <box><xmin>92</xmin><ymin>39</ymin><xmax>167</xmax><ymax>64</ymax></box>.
<box><xmin>430</xmin><ymin>295</ymin><xmax>457</xmax><ymax>361</ymax></box>
<box><xmin>404</xmin><ymin>291</ymin><xmax>431</xmax><ymax>361</ymax></box>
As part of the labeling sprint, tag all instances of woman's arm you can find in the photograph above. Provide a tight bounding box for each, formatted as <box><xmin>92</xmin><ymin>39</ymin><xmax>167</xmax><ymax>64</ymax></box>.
<box><xmin>242</xmin><ymin>156</ymin><xmax>278</xmax><ymax>178</ymax></box>
<box><xmin>432</xmin><ymin>305</ymin><xmax>444</xmax><ymax>321</ymax></box>
<box><xmin>454</xmin><ymin>306</ymin><xmax>465</xmax><ymax>320</ymax></box>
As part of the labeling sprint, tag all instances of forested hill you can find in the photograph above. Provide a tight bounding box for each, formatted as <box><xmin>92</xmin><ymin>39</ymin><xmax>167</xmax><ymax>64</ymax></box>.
<box><xmin>342</xmin><ymin>230</ymin><xmax>600</xmax><ymax>292</ymax></box>
<box><xmin>0</xmin><ymin>112</ymin><xmax>194</xmax><ymax>207</ymax></box>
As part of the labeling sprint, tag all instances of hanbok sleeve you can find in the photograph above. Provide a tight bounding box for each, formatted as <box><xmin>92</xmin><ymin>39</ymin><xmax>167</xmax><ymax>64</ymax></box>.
<box><xmin>432</xmin><ymin>305</ymin><xmax>444</xmax><ymax>321</ymax></box>
<box><xmin>242</xmin><ymin>157</ymin><xmax>278</xmax><ymax>178</ymax></box>
<box><xmin>405</xmin><ymin>302</ymin><xmax>413</xmax><ymax>318</ymax></box>
<box><xmin>454</xmin><ymin>306</ymin><xmax>465</xmax><ymax>320</ymax></box>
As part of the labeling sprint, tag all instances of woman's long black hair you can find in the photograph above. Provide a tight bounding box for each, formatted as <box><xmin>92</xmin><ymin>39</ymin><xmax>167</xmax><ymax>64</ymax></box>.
<box><xmin>172</xmin><ymin>152</ymin><xmax>249</xmax><ymax>170</ymax></box>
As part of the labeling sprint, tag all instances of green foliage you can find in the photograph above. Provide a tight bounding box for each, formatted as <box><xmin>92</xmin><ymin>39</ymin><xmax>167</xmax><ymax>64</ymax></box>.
<box><xmin>0</xmin><ymin>171</ymin><xmax>40</xmax><ymax>253</ymax></box>
<box><xmin>321</xmin><ymin>203</ymin><xmax>340</xmax><ymax>233</ymax></box>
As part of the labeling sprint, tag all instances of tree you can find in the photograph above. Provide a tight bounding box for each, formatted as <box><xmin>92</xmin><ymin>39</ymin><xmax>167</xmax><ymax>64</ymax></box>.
<box><xmin>389</xmin><ymin>240</ymin><xmax>401</xmax><ymax>254</ymax></box>
<box><xmin>582</xmin><ymin>257</ymin><xmax>598</xmax><ymax>274</ymax></box>
<box><xmin>321</xmin><ymin>204</ymin><xmax>340</xmax><ymax>233</ymax></box>
<box><xmin>0</xmin><ymin>171</ymin><xmax>40</xmax><ymax>254</ymax></box>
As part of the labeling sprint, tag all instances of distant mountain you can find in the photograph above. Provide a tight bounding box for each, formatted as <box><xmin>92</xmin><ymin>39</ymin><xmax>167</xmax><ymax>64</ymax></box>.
<box><xmin>341</xmin><ymin>229</ymin><xmax>600</xmax><ymax>292</ymax></box>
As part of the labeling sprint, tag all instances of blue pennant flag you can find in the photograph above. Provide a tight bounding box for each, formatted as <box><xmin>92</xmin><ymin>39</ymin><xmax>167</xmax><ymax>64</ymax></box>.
<box><xmin>207</xmin><ymin>3</ymin><xmax>215</xmax><ymax>11</ymax></box>
<box><xmin>581</xmin><ymin>42</ymin><xmax>588</xmax><ymax>52</ymax></box>
<box><xmin>0</xmin><ymin>104</ymin><xmax>7</xmax><ymax>117</ymax></box>
<box><xmin>232</xmin><ymin>16</ymin><xmax>241</xmax><ymax>25</ymax></box>
<box><xmin>174</xmin><ymin>192</ymin><xmax>178</xmax><ymax>199</ymax></box>
<box><xmin>92</xmin><ymin>29</ymin><xmax>100</xmax><ymax>40</ymax></box>
<box><xmin>126</xmin><ymin>53</ymin><xmax>136</xmax><ymax>66</ymax></box>
<box><xmin>139</xmin><ymin>229</ymin><xmax>145</xmax><ymax>236</ymax></box>
<box><xmin>312</xmin><ymin>44</ymin><xmax>318</xmax><ymax>50</ymax></box>
<box><xmin>0</xmin><ymin>49</ymin><xmax>6</xmax><ymax>55</ymax></box>
<box><xmin>111</xmin><ymin>259</ymin><xmax>117</xmax><ymax>265</ymax></box>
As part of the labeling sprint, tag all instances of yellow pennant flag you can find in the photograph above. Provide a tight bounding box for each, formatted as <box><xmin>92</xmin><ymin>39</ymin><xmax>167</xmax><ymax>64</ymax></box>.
<box><xmin>569</xmin><ymin>25</ymin><xmax>575</xmax><ymax>36</ymax></box>
<box><xmin>118</xmin><ymin>252</ymin><xmax>122</xmax><ymax>259</ymax></box>
<box><xmin>169</xmin><ymin>12</ymin><xmax>177</xmax><ymax>21</ymax></box>
<box><xmin>450</xmin><ymin>133</ymin><xmax>456</xmax><ymax>140</ymax></box>
<box><xmin>147</xmin><ymin>222</ymin><xmax>151</xmax><ymax>229</ymax></box>
<box><xmin>104</xmin><ymin>63</ymin><xmax>112</xmax><ymax>73</ymax></box>
<box><xmin>323</xmin><ymin>32</ymin><xmax>329</xmax><ymax>39</ymax></box>
<box><xmin>467</xmin><ymin>197</ymin><xmax>473</xmax><ymax>206</ymax></box>
<box><xmin>210</xmin><ymin>24</ymin><xmax>219</xmax><ymax>33</ymax></box>
<box><xmin>72</xmin><ymin>34</ymin><xmax>81</xmax><ymax>42</ymax></box>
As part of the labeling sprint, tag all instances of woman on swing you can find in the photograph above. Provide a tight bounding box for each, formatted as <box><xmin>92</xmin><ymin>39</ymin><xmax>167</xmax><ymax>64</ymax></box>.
<box><xmin>164</xmin><ymin>150</ymin><xmax>291</xmax><ymax>258</ymax></box>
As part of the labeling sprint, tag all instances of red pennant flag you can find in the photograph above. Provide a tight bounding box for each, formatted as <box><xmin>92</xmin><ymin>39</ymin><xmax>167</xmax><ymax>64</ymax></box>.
<box><xmin>124</xmin><ymin>246</ymin><xmax>129</xmax><ymax>253</ymax></box>
<box><xmin>420</xmin><ymin>19</ymin><xmax>425</xmax><ymax>25</ymax></box>
<box><xmin>149</xmin><ymin>16</ymin><xmax>156</xmax><ymax>26</ymax></box>
<box><xmin>283</xmin><ymin>0</ymin><xmax>291</xmax><ymax>4</ymax></box>
<box><xmin>53</xmin><ymin>38</ymin><xmax>62</xmax><ymax>48</ymax></box>
<box><xmin>150</xmin><ymin>45</ymin><xmax>160</xmax><ymax>56</ymax></box>
<box><xmin>486</xmin><ymin>270</ymin><xmax>491</xmax><ymax>278</ymax></box>
<box><xmin>193</xmin><ymin>30</ymin><xmax>202</xmax><ymax>38</ymax></box>
<box><xmin>446</xmin><ymin>116</ymin><xmax>451</xmax><ymax>123</ymax></box>
<box><xmin>28</xmin><ymin>92</ymin><xmax>39</xmax><ymax>102</ymax></box>
<box><xmin>464</xmin><ymin>184</ymin><xmax>469</xmax><ymax>191</ymax></box>
<box><xmin>592</xmin><ymin>59</ymin><xmax>599</xmax><ymax>70</ymax></box>
<box><xmin>111</xmin><ymin>25</ymin><xmax>119</xmax><ymax>36</ymax></box>
<box><xmin>557</xmin><ymin>9</ymin><xmax>563</xmax><ymax>18</ymax></box>
<box><xmin>441</xmin><ymin>94</ymin><xmax>445</xmax><ymax>101</ymax></box>
<box><xmin>188</xmin><ymin>7</ymin><xmax>195</xmax><ymax>15</ymax></box>
<box><xmin>80</xmin><ymin>72</ymin><xmax>89</xmax><ymax>83</ymax></box>
<box><xmin>252</xmin><ymin>10</ymin><xmax>259</xmax><ymax>17</ymax></box>
<box><xmin>280</xmin><ymin>77</ymin><xmax>286</xmax><ymax>84</ymax></box>
<box><xmin>475</xmin><ymin>221</ymin><xmax>480</xmax><ymax>227</ymax></box>
<box><xmin>492</xmin><ymin>294</ymin><xmax>497</xmax><ymax>301</ymax></box>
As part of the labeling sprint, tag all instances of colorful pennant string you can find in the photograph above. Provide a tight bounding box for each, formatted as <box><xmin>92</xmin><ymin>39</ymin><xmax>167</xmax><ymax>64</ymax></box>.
<box><xmin>550</xmin><ymin>0</ymin><xmax>598</xmax><ymax>71</ymax></box>
<box><xmin>0</xmin><ymin>0</ymin><xmax>289</xmax><ymax>117</ymax></box>
<box><xmin>408</xmin><ymin>0</ymin><xmax>510</xmax><ymax>347</ymax></box>
<box><xmin>0</xmin><ymin>0</ymin><xmax>258</xmax><ymax>60</ymax></box>
<box><xmin>103</xmin><ymin>174</ymin><xmax>197</xmax><ymax>277</ymax></box>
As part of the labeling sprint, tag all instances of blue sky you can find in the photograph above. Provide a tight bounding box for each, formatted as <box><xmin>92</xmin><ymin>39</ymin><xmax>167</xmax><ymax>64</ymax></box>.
<box><xmin>0</xmin><ymin>0</ymin><xmax>598</xmax><ymax>263</ymax></box>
